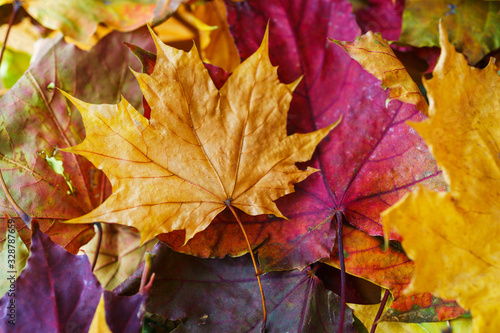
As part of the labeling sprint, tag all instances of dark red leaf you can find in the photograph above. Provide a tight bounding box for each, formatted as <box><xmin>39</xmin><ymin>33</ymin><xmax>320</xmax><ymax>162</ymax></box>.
<box><xmin>116</xmin><ymin>243</ymin><xmax>357</xmax><ymax>332</ymax></box>
<box><xmin>352</xmin><ymin>0</ymin><xmax>404</xmax><ymax>41</ymax></box>
<box><xmin>104</xmin><ymin>290</ymin><xmax>149</xmax><ymax>333</ymax></box>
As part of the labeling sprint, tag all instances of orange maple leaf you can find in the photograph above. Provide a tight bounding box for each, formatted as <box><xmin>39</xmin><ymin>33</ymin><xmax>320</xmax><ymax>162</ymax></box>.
<box><xmin>61</xmin><ymin>27</ymin><xmax>338</xmax><ymax>244</ymax></box>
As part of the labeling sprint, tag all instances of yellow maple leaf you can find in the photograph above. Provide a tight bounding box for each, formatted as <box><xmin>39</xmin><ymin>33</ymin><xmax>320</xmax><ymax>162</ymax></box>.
<box><xmin>382</xmin><ymin>22</ymin><xmax>500</xmax><ymax>333</ymax></box>
<box><xmin>332</xmin><ymin>31</ymin><xmax>428</xmax><ymax>114</ymax></box>
<box><xmin>61</xmin><ymin>27</ymin><xmax>338</xmax><ymax>245</ymax></box>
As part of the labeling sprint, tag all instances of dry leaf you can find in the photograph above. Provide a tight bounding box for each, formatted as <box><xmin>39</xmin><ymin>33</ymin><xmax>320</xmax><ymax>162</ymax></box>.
<box><xmin>82</xmin><ymin>224</ymin><xmax>157</xmax><ymax>290</ymax></box>
<box><xmin>350</xmin><ymin>301</ymin><xmax>472</xmax><ymax>333</ymax></box>
<box><xmin>332</xmin><ymin>31</ymin><xmax>428</xmax><ymax>114</ymax></box>
<box><xmin>382</xmin><ymin>22</ymin><xmax>500</xmax><ymax>333</ymax></box>
<box><xmin>61</xmin><ymin>27</ymin><xmax>337</xmax><ymax>244</ymax></box>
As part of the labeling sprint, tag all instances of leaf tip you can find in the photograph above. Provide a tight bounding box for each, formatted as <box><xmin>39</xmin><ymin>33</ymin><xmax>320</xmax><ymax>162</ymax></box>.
<box><xmin>286</xmin><ymin>75</ymin><xmax>303</xmax><ymax>92</ymax></box>
<box><xmin>256</xmin><ymin>22</ymin><xmax>271</xmax><ymax>58</ymax></box>
<box><xmin>328</xmin><ymin>38</ymin><xmax>345</xmax><ymax>48</ymax></box>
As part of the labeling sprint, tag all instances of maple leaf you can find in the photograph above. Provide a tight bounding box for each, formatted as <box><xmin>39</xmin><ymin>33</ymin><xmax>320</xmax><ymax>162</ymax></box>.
<box><xmin>382</xmin><ymin>23</ymin><xmax>500</xmax><ymax>333</ymax></box>
<box><xmin>399</xmin><ymin>0</ymin><xmax>500</xmax><ymax>64</ymax></box>
<box><xmin>116</xmin><ymin>243</ymin><xmax>357</xmax><ymax>332</ymax></box>
<box><xmin>208</xmin><ymin>0</ymin><xmax>443</xmax><ymax>273</ymax></box>
<box><xmin>154</xmin><ymin>0</ymin><xmax>444</xmax><ymax>275</ymax></box>
<box><xmin>61</xmin><ymin>26</ymin><xmax>337</xmax><ymax>244</ymax></box>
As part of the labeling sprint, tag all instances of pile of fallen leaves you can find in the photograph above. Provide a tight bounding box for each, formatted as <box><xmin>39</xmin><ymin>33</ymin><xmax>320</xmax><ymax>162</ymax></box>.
<box><xmin>0</xmin><ymin>0</ymin><xmax>499</xmax><ymax>332</ymax></box>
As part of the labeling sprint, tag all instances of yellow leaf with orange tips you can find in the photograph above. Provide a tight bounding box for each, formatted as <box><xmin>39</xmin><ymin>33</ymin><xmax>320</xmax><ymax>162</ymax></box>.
<box><xmin>332</xmin><ymin>32</ymin><xmax>428</xmax><ymax>115</ymax></box>
<box><xmin>61</xmin><ymin>27</ymin><xmax>338</xmax><ymax>245</ymax></box>
<box><xmin>382</xmin><ymin>22</ymin><xmax>500</xmax><ymax>333</ymax></box>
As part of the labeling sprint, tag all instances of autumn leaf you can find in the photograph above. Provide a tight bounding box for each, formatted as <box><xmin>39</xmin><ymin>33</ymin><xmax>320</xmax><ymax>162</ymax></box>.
<box><xmin>3</xmin><ymin>0</ymin><xmax>187</xmax><ymax>44</ymax></box>
<box><xmin>323</xmin><ymin>225</ymin><xmax>465</xmax><ymax>322</ymax></box>
<box><xmin>61</xmin><ymin>26</ymin><xmax>337</xmax><ymax>244</ymax></box>
<box><xmin>332</xmin><ymin>31</ymin><xmax>428</xmax><ymax>114</ymax></box>
<box><xmin>91</xmin><ymin>290</ymin><xmax>150</xmax><ymax>333</ymax></box>
<box><xmin>399</xmin><ymin>0</ymin><xmax>500</xmax><ymax>64</ymax></box>
<box><xmin>82</xmin><ymin>224</ymin><xmax>157</xmax><ymax>290</ymax></box>
<box><xmin>0</xmin><ymin>17</ymin><xmax>40</xmax><ymax>89</ymax></box>
<box><xmin>350</xmin><ymin>301</ymin><xmax>472</xmax><ymax>333</ymax></box>
<box><xmin>0</xmin><ymin>28</ymin><xmax>156</xmax><ymax>253</ymax></box>
<box><xmin>190</xmin><ymin>0</ymin><xmax>241</xmax><ymax>72</ymax></box>
<box><xmin>382</xmin><ymin>23</ymin><xmax>500</xmax><ymax>332</ymax></box>
<box><xmin>116</xmin><ymin>243</ymin><xmax>357</xmax><ymax>332</ymax></box>
<box><xmin>0</xmin><ymin>218</ymin><xmax>28</xmax><ymax>296</ymax></box>
<box><xmin>124</xmin><ymin>41</ymin><xmax>231</xmax><ymax>121</ymax></box>
<box><xmin>187</xmin><ymin>0</ymin><xmax>442</xmax><ymax>272</ymax></box>
<box><xmin>0</xmin><ymin>223</ymin><xmax>102</xmax><ymax>331</ymax></box>
<box><xmin>154</xmin><ymin>0</ymin><xmax>444</xmax><ymax>274</ymax></box>
<box><xmin>0</xmin><ymin>224</ymin><xmax>150</xmax><ymax>331</ymax></box>
<box><xmin>350</xmin><ymin>0</ymin><xmax>404</xmax><ymax>41</ymax></box>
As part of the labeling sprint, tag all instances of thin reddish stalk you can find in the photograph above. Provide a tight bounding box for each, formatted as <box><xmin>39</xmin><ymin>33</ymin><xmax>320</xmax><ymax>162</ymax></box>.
<box><xmin>140</xmin><ymin>253</ymin><xmax>154</xmax><ymax>293</ymax></box>
<box><xmin>370</xmin><ymin>289</ymin><xmax>390</xmax><ymax>333</ymax></box>
<box><xmin>91</xmin><ymin>222</ymin><xmax>103</xmax><ymax>272</ymax></box>
<box><xmin>227</xmin><ymin>204</ymin><xmax>267</xmax><ymax>332</ymax></box>
<box><xmin>336</xmin><ymin>211</ymin><xmax>346</xmax><ymax>333</ymax></box>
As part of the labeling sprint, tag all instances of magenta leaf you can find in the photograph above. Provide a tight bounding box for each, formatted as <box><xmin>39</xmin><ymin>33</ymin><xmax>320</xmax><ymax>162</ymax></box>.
<box><xmin>116</xmin><ymin>243</ymin><xmax>357</xmax><ymax>332</ymax></box>
<box><xmin>352</xmin><ymin>0</ymin><xmax>404</xmax><ymax>41</ymax></box>
<box><xmin>220</xmin><ymin>0</ymin><xmax>442</xmax><ymax>271</ymax></box>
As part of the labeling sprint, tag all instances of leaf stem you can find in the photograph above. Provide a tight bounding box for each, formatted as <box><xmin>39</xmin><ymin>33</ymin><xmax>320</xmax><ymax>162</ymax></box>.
<box><xmin>336</xmin><ymin>211</ymin><xmax>346</xmax><ymax>333</ymax></box>
<box><xmin>140</xmin><ymin>253</ymin><xmax>154</xmax><ymax>293</ymax></box>
<box><xmin>91</xmin><ymin>222</ymin><xmax>103</xmax><ymax>272</ymax></box>
<box><xmin>0</xmin><ymin>0</ymin><xmax>22</xmax><ymax>72</ymax></box>
<box><xmin>227</xmin><ymin>204</ymin><xmax>267</xmax><ymax>332</ymax></box>
<box><xmin>370</xmin><ymin>289</ymin><xmax>390</xmax><ymax>333</ymax></box>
